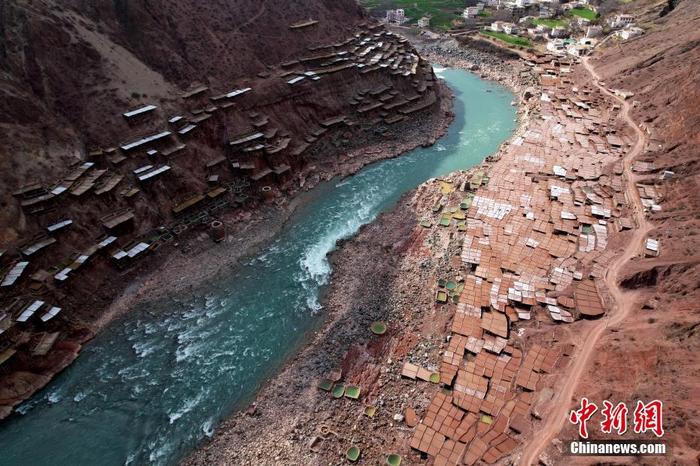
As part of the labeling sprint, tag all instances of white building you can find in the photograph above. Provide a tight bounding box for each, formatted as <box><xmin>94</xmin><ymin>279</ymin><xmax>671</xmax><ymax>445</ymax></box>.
<box><xmin>567</xmin><ymin>43</ymin><xmax>590</xmax><ymax>57</ymax></box>
<box><xmin>417</xmin><ymin>16</ymin><xmax>431</xmax><ymax>28</ymax></box>
<box><xmin>610</xmin><ymin>14</ymin><xmax>634</xmax><ymax>29</ymax></box>
<box><xmin>546</xmin><ymin>38</ymin><xmax>567</xmax><ymax>55</ymax></box>
<box><xmin>490</xmin><ymin>21</ymin><xmax>506</xmax><ymax>32</ymax></box>
<box><xmin>618</xmin><ymin>26</ymin><xmax>644</xmax><ymax>40</ymax></box>
<box><xmin>527</xmin><ymin>28</ymin><xmax>543</xmax><ymax>39</ymax></box>
<box><xmin>463</xmin><ymin>4</ymin><xmax>484</xmax><ymax>18</ymax></box>
<box><xmin>503</xmin><ymin>23</ymin><xmax>520</xmax><ymax>34</ymax></box>
<box><xmin>586</xmin><ymin>25</ymin><xmax>603</xmax><ymax>37</ymax></box>
<box><xmin>385</xmin><ymin>9</ymin><xmax>406</xmax><ymax>24</ymax></box>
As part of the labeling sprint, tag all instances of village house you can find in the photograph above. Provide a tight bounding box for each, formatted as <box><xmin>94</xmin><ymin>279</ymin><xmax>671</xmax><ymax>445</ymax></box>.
<box><xmin>417</xmin><ymin>16</ymin><xmax>430</xmax><ymax>28</ymax></box>
<box><xmin>490</xmin><ymin>20</ymin><xmax>507</xmax><ymax>32</ymax></box>
<box><xmin>528</xmin><ymin>24</ymin><xmax>551</xmax><ymax>39</ymax></box>
<box><xmin>549</xmin><ymin>26</ymin><xmax>569</xmax><ymax>38</ymax></box>
<box><xmin>546</xmin><ymin>38</ymin><xmax>567</xmax><ymax>54</ymax></box>
<box><xmin>463</xmin><ymin>4</ymin><xmax>484</xmax><ymax>18</ymax></box>
<box><xmin>575</xmin><ymin>16</ymin><xmax>591</xmax><ymax>26</ymax></box>
<box><xmin>618</xmin><ymin>25</ymin><xmax>644</xmax><ymax>40</ymax></box>
<box><xmin>610</xmin><ymin>13</ymin><xmax>634</xmax><ymax>29</ymax></box>
<box><xmin>385</xmin><ymin>8</ymin><xmax>407</xmax><ymax>24</ymax></box>
<box><xmin>567</xmin><ymin>43</ymin><xmax>591</xmax><ymax>57</ymax></box>
<box><xmin>503</xmin><ymin>23</ymin><xmax>521</xmax><ymax>34</ymax></box>
<box><xmin>586</xmin><ymin>25</ymin><xmax>603</xmax><ymax>37</ymax></box>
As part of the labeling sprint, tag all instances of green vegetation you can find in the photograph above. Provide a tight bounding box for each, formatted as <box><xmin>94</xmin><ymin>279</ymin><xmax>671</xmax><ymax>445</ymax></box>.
<box><xmin>359</xmin><ymin>0</ymin><xmax>465</xmax><ymax>30</ymax></box>
<box><xmin>477</xmin><ymin>9</ymin><xmax>492</xmax><ymax>17</ymax></box>
<box><xmin>480</xmin><ymin>30</ymin><xmax>532</xmax><ymax>47</ymax></box>
<box><xmin>569</xmin><ymin>7</ymin><xmax>598</xmax><ymax>20</ymax></box>
<box><xmin>532</xmin><ymin>18</ymin><xmax>568</xmax><ymax>28</ymax></box>
<box><xmin>386</xmin><ymin>454</ymin><xmax>402</xmax><ymax>466</ymax></box>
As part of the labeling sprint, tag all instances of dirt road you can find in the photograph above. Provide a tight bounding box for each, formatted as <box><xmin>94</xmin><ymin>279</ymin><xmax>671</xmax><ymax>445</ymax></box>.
<box><xmin>518</xmin><ymin>56</ymin><xmax>654</xmax><ymax>465</ymax></box>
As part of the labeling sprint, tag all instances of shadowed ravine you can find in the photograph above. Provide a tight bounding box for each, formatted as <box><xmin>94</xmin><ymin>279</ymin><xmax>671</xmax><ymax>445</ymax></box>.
<box><xmin>0</xmin><ymin>68</ymin><xmax>516</xmax><ymax>466</ymax></box>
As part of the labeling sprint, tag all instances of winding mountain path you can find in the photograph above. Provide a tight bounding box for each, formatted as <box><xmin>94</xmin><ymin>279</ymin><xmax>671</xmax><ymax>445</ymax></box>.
<box><xmin>519</xmin><ymin>56</ymin><xmax>654</xmax><ymax>465</ymax></box>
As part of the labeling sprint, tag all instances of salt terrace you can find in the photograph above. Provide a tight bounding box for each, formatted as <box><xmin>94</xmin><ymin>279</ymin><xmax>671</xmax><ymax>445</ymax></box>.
<box><xmin>395</xmin><ymin>55</ymin><xmax>638</xmax><ymax>464</ymax></box>
<box><xmin>302</xmin><ymin>54</ymin><xmax>645</xmax><ymax>465</ymax></box>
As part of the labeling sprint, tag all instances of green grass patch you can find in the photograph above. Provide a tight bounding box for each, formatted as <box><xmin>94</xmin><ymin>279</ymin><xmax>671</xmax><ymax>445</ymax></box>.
<box><xmin>477</xmin><ymin>9</ymin><xmax>492</xmax><ymax>17</ymax></box>
<box><xmin>480</xmin><ymin>30</ymin><xmax>531</xmax><ymax>47</ymax></box>
<box><xmin>347</xmin><ymin>445</ymin><xmax>361</xmax><ymax>462</ymax></box>
<box><xmin>569</xmin><ymin>7</ymin><xmax>598</xmax><ymax>20</ymax></box>
<box><xmin>532</xmin><ymin>18</ymin><xmax>568</xmax><ymax>28</ymax></box>
<box><xmin>386</xmin><ymin>454</ymin><xmax>402</xmax><ymax>466</ymax></box>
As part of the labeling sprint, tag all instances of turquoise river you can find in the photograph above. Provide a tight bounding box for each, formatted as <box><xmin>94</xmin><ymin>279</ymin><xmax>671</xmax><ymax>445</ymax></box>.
<box><xmin>0</xmin><ymin>68</ymin><xmax>516</xmax><ymax>466</ymax></box>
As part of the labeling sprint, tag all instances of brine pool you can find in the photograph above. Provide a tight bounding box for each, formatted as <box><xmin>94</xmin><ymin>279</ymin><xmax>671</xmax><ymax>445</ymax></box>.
<box><xmin>0</xmin><ymin>68</ymin><xmax>516</xmax><ymax>466</ymax></box>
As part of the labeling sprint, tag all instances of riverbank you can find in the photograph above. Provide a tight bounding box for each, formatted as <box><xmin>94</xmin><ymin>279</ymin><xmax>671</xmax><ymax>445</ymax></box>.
<box><xmin>184</xmin><ymin>53</ymin><xmax>528</xmax><ymax>465</ymax></box>
<box><xmin>0</xmin><ymin>78</ymin><xmax>454</xmax><ymax>421</ymax></box>
<box><xmin>93</xmin><ymin>82</ymin><xmax>456</xmax><ymax>334</ymax></box>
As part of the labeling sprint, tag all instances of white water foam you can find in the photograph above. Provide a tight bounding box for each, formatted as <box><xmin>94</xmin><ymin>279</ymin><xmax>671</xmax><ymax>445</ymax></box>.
<box><xmin>296</xmin><ymin>189</ymin><xmax>378</xmax><ymax>311</ymax></box>
<box><xmin>202</xmin><ymin>418</ymin><xmax>215</xmax><ymax>437</ymax></box>
<box><xmin>47</xmin><ymin>391</ymin><xmax>62</xmax><ymax>404</ymax></box>
<box><xmin>168</xmin><ymin>391</ymin><xmax>205</xmax><ymax>424</ymax></box>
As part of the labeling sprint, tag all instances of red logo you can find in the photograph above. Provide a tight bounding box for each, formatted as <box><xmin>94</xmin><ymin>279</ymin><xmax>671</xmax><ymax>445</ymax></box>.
<box><xmin>601</xmin><ymin>400</ymin><xmax>628</xmax><ymax>435</ymax></box>
<box><xmin>569</xmin><ymin>399</ymin><xmax>664</xmax><ymax>438</ymax></box>
<box><xmin>569</xmin><ymin>397</ymin><xmax>598</xmax><ymax>439</ymax></box>
<box><xmin>633</xmin><ymin>400</ymin><xmax>664</xmax><ymax>437</ymax></box>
